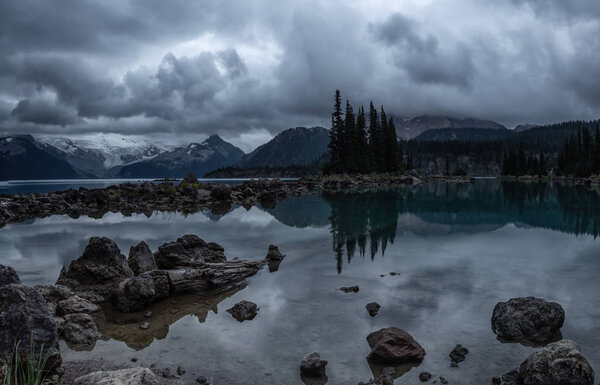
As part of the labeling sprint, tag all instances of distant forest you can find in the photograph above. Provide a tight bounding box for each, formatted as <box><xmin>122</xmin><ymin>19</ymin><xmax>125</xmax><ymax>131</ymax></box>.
<box><xmin>323</xmin><ymin>91</ymin><xmax>600</xmax><ymax>177</ymax></box>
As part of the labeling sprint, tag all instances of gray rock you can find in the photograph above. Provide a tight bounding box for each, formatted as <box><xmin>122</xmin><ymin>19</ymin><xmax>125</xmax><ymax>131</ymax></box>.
<box><xmin>358</xmin><ymin>367</ymin><xmax>395</xmax><ymax>385</ymax></box>
<box><xmin>74</xmin><ymin>367</ymin><xmax>160</xmax><ymax>385</ymax></box>
<box><xmin>366</xmin><ymin>327</ymin><xmax>426</xmax><ymax>364</ymax></box>
<box><xmin>519</xmin><ymin>339</ymin><xmax>594</xmax><ymax>385</ymax></box>
<box><xmin>366</xmin><ymin>302</ymin><xmax>381</xmax><ymax>317</ymax></box>
<box><xmin>449</xmin><ymin>344</ymin><xmax>469</xmax><ymax>364</ymax></box>
<box><xmin>300</xmin><ymin>352</ymin><xmax>328</xmax><ymax>377</ymax></box>
<box><xmin>56</xmin><ymin>295</ymin><xmax>99</xmax><ymax>315</ymax></box>
<box><xmin>210</xmin><ymin>184</ymin><xmax>232</xmax><ymax>201</ymax></box>
<box><xmin>265</xmin><ymin>245</ymin><xmax>285</xmax><ymax>261</ymax></box>
<box><xmin>155</xmin><ymin>235</ymin><xmax>226</xmax><ymax>269</ymax></box>
<box><xmin>0</xmin><ymin>284</ymin><xmax>62</xmax><ymax>374</ymax></box>
<box><xmin>35</xmin><ymin>284</ymin><xmax>74</xmax><ymax>304</ymax></box>
<box><xmin>226</xmin><ymin>300</ymin><xmax>259</xmax><ymax>322</ymax></box>
<box><xmin>419</xmin><ymin>371</ymin><xmax>432</xmax><ymax>382</ymax></box>
<box><xmin>492</xmin><ymin>297</ymin><xmax>564</xmax><ymax>343</ymax></box>
<box><xmin>56</xmin><ymin>237</ymin><xmax>134</xmax><ymax>298</ymax></box>
<box><xmin>128</xmin><ymin>241</ymin><xmax>157</xmax><ymax>276</ymax></box>
<box><xmin>114</xmin><ymin>271</ymin><xmax>170</xmax><ymax>312</ymax></box>
<box><xmin>61</xmin><ymin>313</ymin><xmax>101</xmax><ymax>347</ymax></box>
<box><xmin>0</xmin><ymin>265</ymin><xmax>20</xmax><ymax>286</ymax></box>
<box><xmin>339</xmin><ymin>286</ymin><xmax>359</xmax><ymax>293</ymax></box>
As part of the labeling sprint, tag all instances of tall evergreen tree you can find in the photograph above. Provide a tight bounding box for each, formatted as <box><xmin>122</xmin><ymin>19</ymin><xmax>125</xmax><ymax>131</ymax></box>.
<box><xmin>327</xmin><ymin>90</ymin><xmax>344</xmax><ymax>173</ymax></box>
<box><xmin>356</xmin><ymin>106</ymin><xmax>369</xmax><ymax>173</ymax></box>
<box><xmin>368</xmin><ymin>102</ymin><xmax>380</xmax><ymax>171</ymax></box>
<box><xmin>385</xmin><ymin>117</ymin><xmax>399</xmax><ymax>172</ymax></box>
<box><xmin>344</xmin><ymin>100</ymin><xmax>357</xmax><ymax>172</ymax></box>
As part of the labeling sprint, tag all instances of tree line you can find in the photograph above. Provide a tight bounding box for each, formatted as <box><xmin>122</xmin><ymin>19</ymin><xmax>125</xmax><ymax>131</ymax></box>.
<box><xmin>325</xmin><ymin>90</ymin><xmax>401</xmax><ymax>174</ymax></box>
<box><xmin>502</xmin><ymin>123</ymin><xmax>600</xmax><ymax>177</ymax></box>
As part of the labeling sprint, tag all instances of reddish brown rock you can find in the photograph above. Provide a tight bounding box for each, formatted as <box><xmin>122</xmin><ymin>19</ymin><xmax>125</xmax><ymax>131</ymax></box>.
<box><xmin>366</xmin><ymin>327</ymin><xmax>425</xmax><ymax>365</ymax></box>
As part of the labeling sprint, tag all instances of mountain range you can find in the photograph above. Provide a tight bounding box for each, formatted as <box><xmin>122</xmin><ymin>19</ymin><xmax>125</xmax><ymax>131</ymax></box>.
<box><xmin>1</xmin><ymin>115</ymin><xmax>560</xmax><ymax>180</ymax></box>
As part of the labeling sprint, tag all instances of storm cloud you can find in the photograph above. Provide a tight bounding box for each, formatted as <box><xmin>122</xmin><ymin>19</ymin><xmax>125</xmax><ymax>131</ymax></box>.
<box><xmin>0</xmin><ymin>0</ymin><xmax>599</xmax><ymax>146</ymax></box>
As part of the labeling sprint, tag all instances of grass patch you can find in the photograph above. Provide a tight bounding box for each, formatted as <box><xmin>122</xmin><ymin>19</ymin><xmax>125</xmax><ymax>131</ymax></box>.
<box><xmin>3</xmin><ymin>335</ymin><xmax>56</xmax><ymax>385</ymax></box>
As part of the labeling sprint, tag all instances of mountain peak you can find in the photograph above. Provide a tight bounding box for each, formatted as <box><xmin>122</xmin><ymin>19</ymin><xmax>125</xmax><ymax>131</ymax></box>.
<box><xmin>203</xmin><ymin>134</ymin><xmax>226</xmax><ymax>146</ymax></box>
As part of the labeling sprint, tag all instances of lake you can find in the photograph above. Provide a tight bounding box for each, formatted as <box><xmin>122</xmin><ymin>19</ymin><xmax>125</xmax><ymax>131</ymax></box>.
<box><xmin>1</xmin><ymin>179</ymin><xmax>599</xmax><ymax>384</ymax></box>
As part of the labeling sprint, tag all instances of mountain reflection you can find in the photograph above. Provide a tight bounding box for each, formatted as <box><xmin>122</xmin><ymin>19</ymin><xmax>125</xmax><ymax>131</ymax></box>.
<box><xmin>265</xmin><ymin>180</ymin><xmax>600</xmax><ymax>272</ymax></box>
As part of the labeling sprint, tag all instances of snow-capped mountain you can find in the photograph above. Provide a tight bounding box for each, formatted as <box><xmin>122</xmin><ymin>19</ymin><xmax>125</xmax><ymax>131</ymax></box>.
<box><xmin>116</xmin><ymin>135</ymin><xmax>245</xmax><ymax>178</ymax></box>
<box><xmin>39</xmin><ymin>134</ymin><xmax>174</xmax><ymax>175</ymax></box>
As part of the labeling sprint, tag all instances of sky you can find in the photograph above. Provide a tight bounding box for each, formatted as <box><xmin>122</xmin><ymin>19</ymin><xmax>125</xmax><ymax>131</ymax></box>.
<box><xmin>1</xmin><ymin>0</ymin><xmax>599</xmax><ymax>151</ymax></box>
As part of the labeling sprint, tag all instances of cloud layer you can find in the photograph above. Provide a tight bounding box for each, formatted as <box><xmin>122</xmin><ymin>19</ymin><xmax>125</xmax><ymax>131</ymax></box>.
<box><xmin>1</xmin><ymin>0</ymin><xmax>599</xmax><ymax>146</ymax></box>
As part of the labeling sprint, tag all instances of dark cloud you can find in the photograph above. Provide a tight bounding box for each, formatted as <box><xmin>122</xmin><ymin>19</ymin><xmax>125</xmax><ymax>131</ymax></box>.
<box><xmin>0</xmin><ymin>0</ymin><xmax>598</xmax><ymax>142</ymax></box>
<box><xmin>371</xmin><ymin>13</ymin><xmax>475</xmax><ymax>88</ymax></box>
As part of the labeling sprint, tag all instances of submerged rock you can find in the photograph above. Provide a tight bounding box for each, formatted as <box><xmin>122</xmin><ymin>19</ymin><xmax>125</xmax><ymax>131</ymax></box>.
<box><xmin>366</xmin><ymin>327</ymin><xmax>426</xmax><ymax>365</ymax></box>
<box><xmin>74</xmin><ymin>367</ymin><xmax>160</xmax><ymax>385</ymax></box>
<box><xmin>449</xmin><ymin>344</ymin><xmax>469</xmax><ymax>365</ymax></box>
<box><xmin>358</xmin><ymin>367</ymin><xmax>395</xmax><ymax>385</ymax></box>
<box><xmin>492</xmin><ymin>369</ymin><xmax>520</xmax><ymax>385</ymax></box>
<box><xmin>492</xmin><ymin>297</ymin><xmax>565</xmax><ymax>343</ymax></box>
<box><xmin>300</xmin><ymin>352</ymin><xmax>328</xmax><ymax>377</ymax></box>
<box><xmin>0</xmin><ymin>265</ymin><xmax>20</xmax><ymax>286</ymax></box>
<box><xmin>339</xmin><ymin>286</ymin><xmax>359</xmax><ymax>293</ymax></box>
<box><xmin>56</xmin><ymin>237</ymin><xmax>134</xmax><ymax>298</ymax></box>
<box><xmin>0</xmin><ymin>283</ymin><xmax>62</xmax><ymax>375</ymax></box>
<box><xmin>128</xmin><ymin>241</ymin><xmax>157</xmax><ymax>276</ymax></box>
<box><xmin>366</xmin><ymin>302</ymin><xmax>381</xmax><ymax>317</ymax></box>
<box><xmin>227</xmin><ymin>300</ymin><xmax>259</xmax><ymax>322</ymax></box>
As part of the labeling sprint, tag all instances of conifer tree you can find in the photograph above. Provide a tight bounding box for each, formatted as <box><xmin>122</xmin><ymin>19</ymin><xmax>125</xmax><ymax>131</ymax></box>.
<box><xmin>344</xmin><ymin>100</ymin><xmax>357</xmax><ymax>172</ymax></box>
<box><xmin>327</xmin><ymin>90</ymin><xmax>344</xmax><ymax>173</ymax></box>
<box><xmin>356</xmin><ymin>106</ymin><xmax>369</xmax><ymax>172</ymax></box>
<box><xmin>368</xmin><ymin>102</ymin><xmax>380</xmax><ymax>171</ymax></box>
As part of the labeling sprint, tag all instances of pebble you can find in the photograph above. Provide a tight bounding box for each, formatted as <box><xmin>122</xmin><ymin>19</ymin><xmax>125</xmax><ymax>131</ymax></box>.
<box><xmin>139</xmin><ymin>322</ymin><xmax>150</xmax><ymax>330</ymax></box>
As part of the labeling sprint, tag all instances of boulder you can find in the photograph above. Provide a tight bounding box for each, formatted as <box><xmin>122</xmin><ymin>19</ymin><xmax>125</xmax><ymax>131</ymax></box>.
<box><xmin>0</xmin><ymin>284</ymin><xmax>62</xmax><ymax>374</ymax></box>
<box><xmin>210</xmin><ymin>185</ymin><xmax>232</xmax><ymax>201</ymax></box>
<box><xmin>419</xmin><ymin>371</ymin><xmax>432</xmax><ymax>382</ymax></box>
<box><xmin>61</xmin><ymin>313</ymin><xmax>101</xmax><ymax>347</ymax></box>
<box><xmin>114</xmin><ymin>271</ymin><xmax>170</xmax><ymax>312</ymax></box>
<box><xmin>492</xmin><ymin>297</ymin><xmax>565</xmax><ymax>343</ymax></box>
<box><xmin>519</xmin><ymin>339</ymin><xmax>594</xmax><ymax>385</ymax></box>
<box><xmin>0</xmin><ymin>265</ymin><xmax>20</xmax><ymax>286</ymax></box>
<box><xmin>366</xmin><ymin>302</ymin><xmax>381</xmax><ymax>317</ymax></box>
<box><xmin>56</xmin><ymin>237</ymin><xmax>134</xmax><ymax>298</ymax></box>
<box><xmin>265</xmin><ymin>245</ymin><xmax>285</xmax><ymax>261</ymax></box>
<box><xmin>74</xmin><ymin>367</ymin><xmax>160</xmax><ymax>385</ymax></box>
<box><xmin>366</xmin><ymin>327</ymin><xmax>426</xmax><ymax>364</ymax></box>
<box><xmin>56</xmin><ymin>295</ymin><xmax>99</xmax><ymax>315</ymax></box>
<box><xmin>128</xmin><ymin>241</ymin><xmax>157</xmax><ymax>275</ymax></box>
<box><xmin>226</xmin><ymin>300</ymin><xmax>259</xmax><ymax>322</ymax></box>
<box><xmin>300</xmin><ymin>352</ymin><xmax>328</xmax><ymax>377</ymax></box>
<box><xmin>154</xmin><ymin>235</ymin><xmax>226</xmax><ymax>269</ymax></box>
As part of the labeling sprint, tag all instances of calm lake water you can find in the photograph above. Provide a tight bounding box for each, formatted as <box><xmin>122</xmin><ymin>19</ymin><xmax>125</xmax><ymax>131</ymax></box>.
<box><xmin>1</xmin><ymin>180</ymin><xmax>599</xmax><ymax>384</ymax></box>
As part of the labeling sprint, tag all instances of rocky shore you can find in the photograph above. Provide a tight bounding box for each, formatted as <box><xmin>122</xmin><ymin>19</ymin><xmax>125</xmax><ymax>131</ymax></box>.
<box><xmin>0</xmin><ymin>173</ymin><xmax>428</xmax><ymax>228</ymax></box>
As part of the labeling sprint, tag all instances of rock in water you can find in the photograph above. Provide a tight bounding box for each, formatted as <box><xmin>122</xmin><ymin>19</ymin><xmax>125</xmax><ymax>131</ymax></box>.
<box><xmin>61</xmin><ymin>313</ymin><xmax>101</xmax><ymax>347</ymax></box>
<box><xmin>492</xmin><ymin>297</ymin><xmax>564</xmax><ymax>343</ymax></box>
<box><xmin>56</xmin><ymin>237</ymin><xmax>134</xmax><ymax>298</ymax></box>
<box><xmin>128</xmin><ymin>241</ymin><xmax>157</xmax><ymax>275</ymax></box>
<box><xmin>0</xmin><ymin>284</ymin><xmax>62</xmax><ymax>374</ymax></box>
<box><xmin>366</xmin><ymin>327</ymin><xmax>426</xmax><ymax>364</ymax></box>
<box><xmin>0</xmin><ymin>265</ymin><xmax>20</xmax><ymax>286</ymax></box>
<box><xmin>155</xmin><ymin>234</ymin><xmax>226</xmax><ymax>269</ymax></box>
<box><xmin>492</xmin><ymin>369</ymin><xmax>520</xmax><ymax>385</ymax></box>
<box><xmin>114</xmin><ymin>271</ymin><xmax>170</xmax><ymax>312</ymax></box>
<box><xmin>449</xmin><ymin>344</ymin><xmax>469</xmax><ymax>365</ymax></box>
<box><xmin>74</xmin><ymin>367</ymin><xmax>160</xmax><ymax>385</ymax></box>
<box><xmin>226</xmin><ymin>300</ymin><xmax>259</xmax><ymax>321</ymax></box>
<box><xmin>265</xmin><ymin>245</ymin><xmax>286</xmax><ymax>261</ymax></box>
<box><xmin>519</xmin><ymin>339</ymin><xmax>594</xmax><ymax>385</ymax></box>
<box><xmin>419</xmin><ymin>371</ymin><xmax>432</xmax><ymax>382</ymax></box>
<box><xmin>366</xmin><ymin>302</ymin><xmax>381</xmax><ymax>317</ymax></box>
<box><xmin>339</xmin><ymin>286</ymin><xmax>359</xmax><ymax>293</ymax></box>
<box><xmin>300</xmin><ymin>352</ymin><xmax>328</xmax><ymax>377</ymax></box>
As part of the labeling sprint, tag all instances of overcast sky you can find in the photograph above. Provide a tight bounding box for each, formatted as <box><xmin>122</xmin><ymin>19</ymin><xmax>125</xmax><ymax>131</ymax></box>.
<box><xmin>1</xmin><ymin>0</ymin><xmax>599</xmax><ymax>151</ymax></box>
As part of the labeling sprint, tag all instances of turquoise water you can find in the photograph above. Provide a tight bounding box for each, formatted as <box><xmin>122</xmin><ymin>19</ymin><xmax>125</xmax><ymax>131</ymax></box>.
<box><xmin>0</xmin><ymin>180</ymin><xmax>598</xmax><ymax>384</ymax></box>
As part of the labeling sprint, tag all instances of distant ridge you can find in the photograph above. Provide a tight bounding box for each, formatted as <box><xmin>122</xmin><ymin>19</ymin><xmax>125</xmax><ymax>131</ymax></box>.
<box><xmin>234</xmin><ymin>126</ymin><xmax>329</xmax><ymax>168</ymax></box>
<box><xmin>395</xmin><ymin>115</ymin><xmax>506</xmax><ymax>140</ymax></box>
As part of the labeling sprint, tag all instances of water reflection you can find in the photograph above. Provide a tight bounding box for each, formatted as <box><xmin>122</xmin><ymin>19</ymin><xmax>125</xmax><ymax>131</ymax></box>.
<box><xmin>304</xmin><ymin>181</ymin><xmax>600</xmax><ymax>272</ymax></box>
